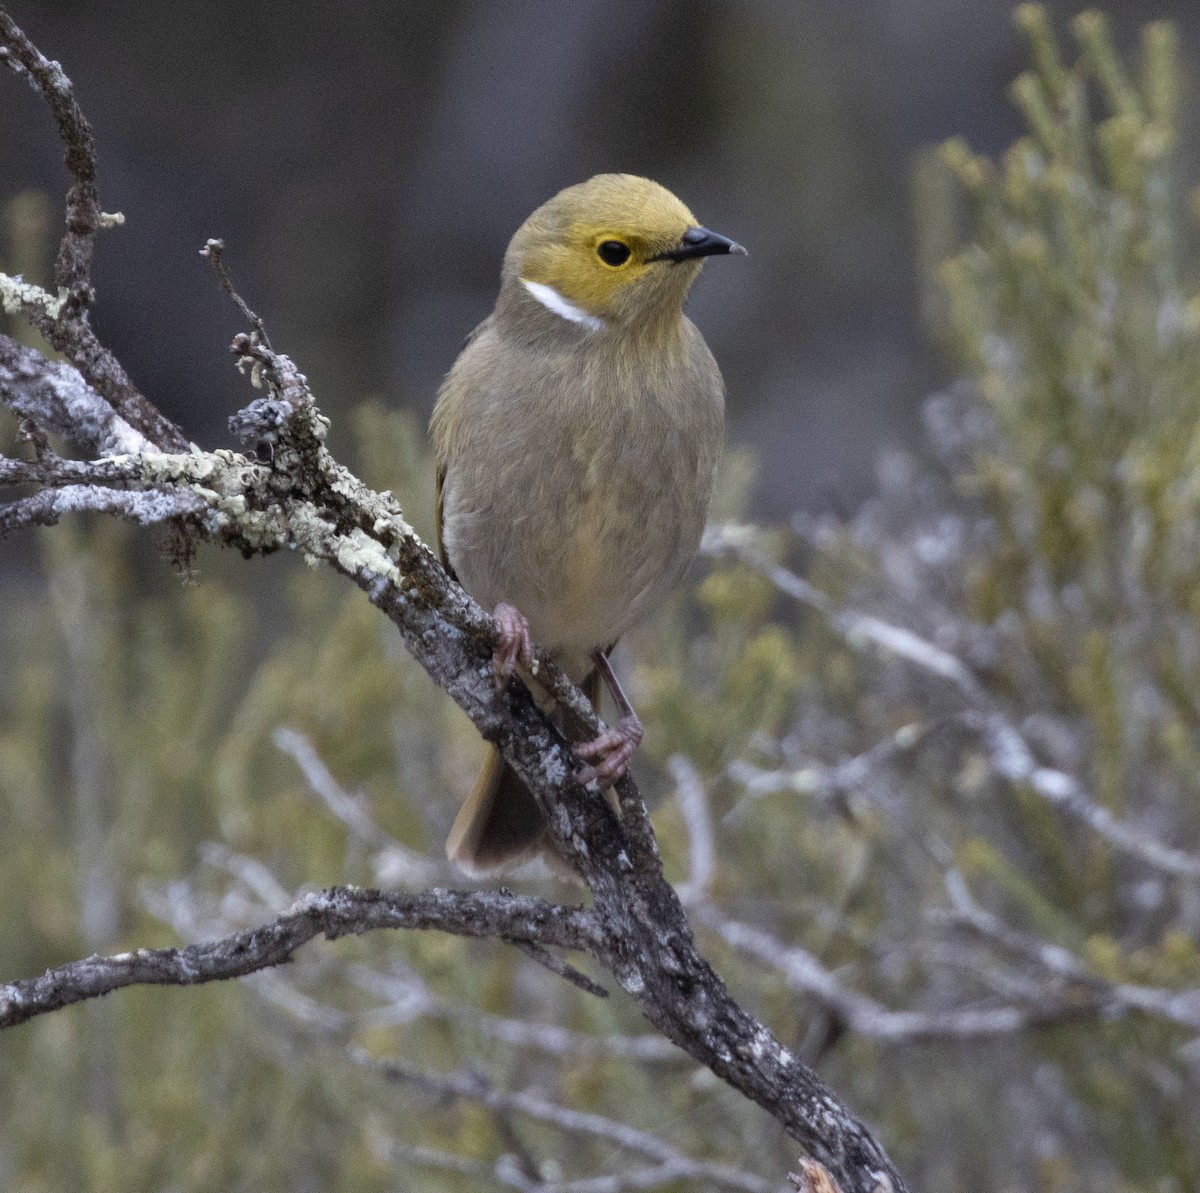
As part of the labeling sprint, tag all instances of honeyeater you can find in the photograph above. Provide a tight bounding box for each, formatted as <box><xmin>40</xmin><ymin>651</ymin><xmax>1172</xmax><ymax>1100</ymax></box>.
<box><xmin>431</xmin><ymin>173</ymin><xmax>744</xmax><ymax>876</ymax></box>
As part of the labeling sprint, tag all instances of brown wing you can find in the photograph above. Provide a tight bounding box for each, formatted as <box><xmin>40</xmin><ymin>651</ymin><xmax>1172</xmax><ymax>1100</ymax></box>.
<box><xmin>434</xmin><ymin>462</ymin><xmax>458</xmax><ymax>581</ymax></box>
<box><xmin>433</xmin><ymin>314</ymin><xmax>494</xmax><ymax>583</ymax></box>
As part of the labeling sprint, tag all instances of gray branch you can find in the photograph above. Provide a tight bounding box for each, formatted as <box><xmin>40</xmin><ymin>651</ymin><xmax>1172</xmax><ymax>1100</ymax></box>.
<box><xmin>700</xmin><ymin>906</ymin><xmax>1111</xmax><ymax>1045</ymax></box>
<box><xmin>0</xmin><ymin>886</ymin><xmax>600</xmax><ymax>1031</ymax></box>
<box><xmin>351</xmin><ymin>1050</ymin><xmax>781</xmax><ymax>1193</ymax></box>
<box><xmin>0</xmin><ymin>480</ymin><xmax>206</xmax><ymax>537</ymax></box>
<box><xmin>710</xmin><ymin>524</ymin><xmax>1200</xmax><ymax>884</ymax></box>
<box><xmin>963</xmin><ymin>711</ymin><xmax>1200</xmax><ymax>880</ymax></box>
<box><xmin>0</xmin><ymin>335</ymin><xmax>156</xmax><ymax>455</ymax></box>
<box><xmin>941</xmin><ymin>869</ymin><xmax>1200</xmax><ymax>1033</ymax></box>
<box><xmin>272</xmin><ymin>726</ymin><xmax>443</xmax><ymax>887</ymax></box>
<box><xmin>0</xmin><ymin>13</ymin><xmax>188</xmax><ymax>451</ymax></box>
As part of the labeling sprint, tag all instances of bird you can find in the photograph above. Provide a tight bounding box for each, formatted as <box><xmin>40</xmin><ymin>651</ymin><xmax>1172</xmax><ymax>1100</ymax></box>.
<box><xmin>430</xmin><ymin>173</ymin><xmax>744</xmax><ymax>876</ymax></box>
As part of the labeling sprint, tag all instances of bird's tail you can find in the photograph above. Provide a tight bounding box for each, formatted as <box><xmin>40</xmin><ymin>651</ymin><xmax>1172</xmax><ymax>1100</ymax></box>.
<box><xmin>445</xmin><ymin>748</ymin><xmax>547</xmax><ymax>876</ymax></box>
<box><xmin>445</xmin><ymin>666</ymin><xmax>603</xmax><ymax>876</ymax></box>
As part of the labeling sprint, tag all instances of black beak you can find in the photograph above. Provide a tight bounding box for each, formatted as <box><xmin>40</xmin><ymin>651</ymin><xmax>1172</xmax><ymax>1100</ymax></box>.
<box><xmin>652</xmin><ymin>225</ymin><xmax>747</xmax><ymax>263</ymax></box>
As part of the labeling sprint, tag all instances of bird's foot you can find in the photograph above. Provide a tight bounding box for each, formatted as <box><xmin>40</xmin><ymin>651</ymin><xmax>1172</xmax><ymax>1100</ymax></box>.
<box><xmin>573</xmin><ymin>714</ymin><xmax>643</xmax><ymax>787</ymax></box>
<box><xmin>492</xmin><ymin>602</ymin><xmax>534</xmax><ymax>688</ymax></box>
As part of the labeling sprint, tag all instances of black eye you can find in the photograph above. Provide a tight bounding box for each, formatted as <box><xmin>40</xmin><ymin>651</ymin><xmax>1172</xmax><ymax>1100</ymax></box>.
<box><xmin>597</xmin><ymin>240</ymin><xmax>631</xmax><ymax>267</ymax></box>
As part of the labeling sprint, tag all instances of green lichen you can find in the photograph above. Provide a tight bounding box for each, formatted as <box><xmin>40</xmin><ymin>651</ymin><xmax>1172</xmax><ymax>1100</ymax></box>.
<box><xmin>0</xmin><ymin>273</ymin><xmax>65</xmax><ymax>320</ymax></box>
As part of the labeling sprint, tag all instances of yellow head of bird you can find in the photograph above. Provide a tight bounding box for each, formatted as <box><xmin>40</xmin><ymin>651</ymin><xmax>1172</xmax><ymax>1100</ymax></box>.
<box><xmin>500</xmin><ymin>174</ymin><xmax>744</xmax><ymax>335</ymax></box>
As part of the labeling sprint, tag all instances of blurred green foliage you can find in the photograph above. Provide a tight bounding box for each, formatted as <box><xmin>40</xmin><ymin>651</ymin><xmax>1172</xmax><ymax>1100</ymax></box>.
<box><xmin>5</xmin><ymin>7</ymin><xmax>1200</xmax><ymax>1192</ymax></box>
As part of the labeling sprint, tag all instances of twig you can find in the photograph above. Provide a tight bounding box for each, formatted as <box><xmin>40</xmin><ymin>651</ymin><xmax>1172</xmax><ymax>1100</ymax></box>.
<box><xmin>963</xmin><ymin>711</ymin><xmax>1200</xmax><ymax>880</ymax></box>
<box><xmin>0</xmin><ymin>482</ymin><xmax>205</xmax><ymax>538</ymax></box>
<box><xmin>272</xmin><ymin>727</ymin><xmax>441</xmax><ymax>886</ymax></box>
<box><xmin>670</xmin><ymin>754</ymin><xmax>717</xmax><ymax>904</ymax></box>
<box><xmin>200</xmin><ymin>238</ymin><xmax>272</xmax><ymax>347</ymax></box>
<box><xmin>942</xmin><ymin>869</ymin><xmax>1200</xmax><ymax>1032</ymax></box>
<box><xmin>433</xmin><ymin>1005</ymin><xmax>683</xmax><ymax>1062</ymax></box>
<box><xmin>709</xmin><ymin>526</ymin><xmax>1200</xmax><ymax>884</ymax></box>
<box><xmin>0</xmin><ymin>16</ymin><xmax>188</xmax><ymax>451</ymax></box>
<box><xmin>725</xmin><ymin>722</ymin><xmax>931</xmax><ymax>825</ymax></box>
<box><xmin>354</xmin><ymin>1051</ymin><xmax>778</xmax><ymax>1193</ymax></box>
<box><xmin>379</xmin><ymin>1143</ymin><xmax>509</xmax><ymax>1187</ymax></box>
<box><xmin>510</xmin><ymin>939</ymin><xmax>609</xmax><ymax>999</ymax></box>
<box><xmin>199</xmin><ymin>843</ymin><xmax>295</xmax><ymax>912</ymax></box>
<box><xmin>698</xmin><ymin>906</ymin><xmax>1108</xmax><ymax>1044</ymax></box>
<box><xmin>0</xmin><ymin>9</ymin><xmax>99</xmax><ymax>302</ymax></box>
<box><xmin>345</xmin><ymin>962</ymin><xmax>682</xmax><ymax>1058</ymax></box>
<box><xmin>160</xmin><ymin>871</ymin><xmax>682</xmax><ymax>1057</ymax></box>
<box><xmin>702</xmin><ymin>525</ymin><xmax>991</xmax><ymax>706</ymax></box>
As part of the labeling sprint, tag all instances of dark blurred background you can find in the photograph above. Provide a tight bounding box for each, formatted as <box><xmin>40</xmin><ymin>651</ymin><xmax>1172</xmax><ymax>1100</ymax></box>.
<box><xmin>2</xmin><ymin>0</ymin><xmax>1198</xmax><ymax>520</ymax></box>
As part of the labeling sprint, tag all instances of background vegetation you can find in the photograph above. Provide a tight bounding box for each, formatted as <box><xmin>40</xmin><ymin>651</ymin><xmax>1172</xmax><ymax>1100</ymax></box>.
<box><xmin>5</xmin><ymin>5</ymin><xmax>1200</xmax><ymax>1192</ymax></box>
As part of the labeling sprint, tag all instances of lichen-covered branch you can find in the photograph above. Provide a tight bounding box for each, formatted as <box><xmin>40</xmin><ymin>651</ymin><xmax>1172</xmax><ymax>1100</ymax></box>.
<box><xmin>0</xmin><ymin>333</ymin><xmax>156</xmax><ymax>455</ymax></box>
<box><xmin>0</xmin><ymin>886</ymin><xmax>600</xmax><ymax>1031</ymax></box>
<box><xmin>0</xmin><ymin>480</ymin><xmax>206</xmax><ymax>537</ymax></box>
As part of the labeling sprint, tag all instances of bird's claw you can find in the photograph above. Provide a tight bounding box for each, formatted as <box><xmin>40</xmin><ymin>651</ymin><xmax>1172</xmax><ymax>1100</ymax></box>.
<box><xmin>573</xmin><ymin>715</ymin><xmax>644</xmax><ymax>787</ymax></box>
<box><xmin>492</xmin><ymin>603</ymin><xmax>534</xmax><ymax>688</ymax></box>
